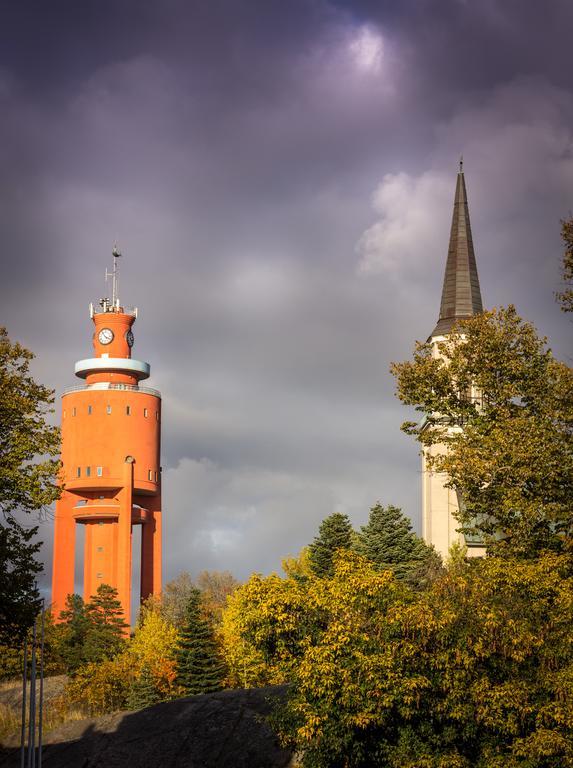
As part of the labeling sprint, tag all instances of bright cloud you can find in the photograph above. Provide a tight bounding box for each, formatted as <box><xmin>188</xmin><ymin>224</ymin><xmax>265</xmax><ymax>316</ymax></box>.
<box><xmin>349</xmin><ymin>26</ymin><xmax>384</xmax><ymax>74</ymax></box>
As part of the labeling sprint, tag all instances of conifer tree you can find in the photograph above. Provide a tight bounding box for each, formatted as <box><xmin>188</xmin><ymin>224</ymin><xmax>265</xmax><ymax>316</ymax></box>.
<box><xmin>176</xmin><ymin>587</ymin><xmax>226</xmax><ymax>695</ymax></box>
<box><xmin>128</xmin><ymin>664</ymin><xmax>163</xmax><ymax>710</ymax></box>
<box><xmin>84</xmin><ymin>584</ymin><xmax>128</xmax><ymax>662</ymax></box>
<box><xmin>308</xmin><ymin>512</ymin><xmax>354</xmax><ymax>578</ymax></box>
<box><xmin>355</xmin><ymin>503</ymin><xmax>441</xmax><ymax>585</ymax></box>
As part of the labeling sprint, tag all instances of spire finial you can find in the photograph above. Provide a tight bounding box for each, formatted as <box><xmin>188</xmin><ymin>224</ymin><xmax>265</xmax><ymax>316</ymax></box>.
<box><xmin>459</xmin><ymin>155</ymin><xmax>464</xmax><ymax>174</ymax></box>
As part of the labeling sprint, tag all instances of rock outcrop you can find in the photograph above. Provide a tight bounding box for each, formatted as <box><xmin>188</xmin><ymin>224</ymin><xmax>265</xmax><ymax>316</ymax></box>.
<box><xmin>0</xmin><ymin>685</ymin><xmax>295</xmax><ymax>768</ymax></box>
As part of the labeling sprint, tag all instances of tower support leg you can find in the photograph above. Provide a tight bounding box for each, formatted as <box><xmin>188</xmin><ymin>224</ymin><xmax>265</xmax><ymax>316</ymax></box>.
<box><xmin>51</xmin><ymin>493</ymin><xmax>76</xmax><ymax>618</ymax></box>
<box><xmin>117</xmin><ymin>460</ymin><xmax>134</xmax><ymax>627</ymax></box>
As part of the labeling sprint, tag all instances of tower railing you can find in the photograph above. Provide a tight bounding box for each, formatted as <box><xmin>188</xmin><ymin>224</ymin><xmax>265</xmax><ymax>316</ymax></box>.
<box><xmin>62</xmin><ymin>383</ymin><xmax>161</xmax><ymax>397</ymax></box>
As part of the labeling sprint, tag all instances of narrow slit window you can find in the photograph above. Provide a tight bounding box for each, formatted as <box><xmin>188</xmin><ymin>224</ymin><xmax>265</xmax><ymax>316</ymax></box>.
<box><xmin>87</xmin><ymin>405</ymin><xmax>92</xmax><ymax>415</ymax></box>
<box><xmin>97</xmin><ymin>546</ymin><xmax>104</xmax><ymax>553</ymax></box>
<box><xmin>97</xmin><ymin>466</ymin><xmax>103</xmax><ymax>477</ymax></box>
<box><xmin>76</xmin><ymin>467</ymin><xmax>81</xmax><ymax>478</ymax></box>
<box><xmin>154</xmin><ymin>471</ymin><xmax>158</xmax><ymax>482</ymax></box>
<box><xmin>126</xmin><ymin>405</ymin><xmax>131</xmax><ymax>415</ymax></box>
<box><xmin>106</xmin><ymin>405</ymin><xmax>112</xmax><ymax>415</ymax></box>
<box><xmin>72</xmin><ymin>407</ymin><xmax>77</xmax><ymax>417</ymax></box>
<box><xmin>86</xmin><ymin>466</ymin><xmax>91</xmax><ymax>477</ymax></box>
<box><xmin>144</xmin><ymin>408</ymin><xmax>148</xmax><ymax>418</ymax></box>
<box><xmin>156</xmin><ymin>411</ymin><xmax>159</xmax><ymax>421</ymax></box>
<box><xmin>148</xmin><ymin>470</ymin><xmax>153</xmax><ymax>481</ymax></box>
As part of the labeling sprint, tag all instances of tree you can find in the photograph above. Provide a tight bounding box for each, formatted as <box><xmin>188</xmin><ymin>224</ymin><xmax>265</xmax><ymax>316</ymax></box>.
<box><xmin>0</xmin><ymin>518</ymin><xmax>43</xmax><ymax>645</ymax></box>
<box><xmin>391</xmin><ymin>306</ymin><xmax>573</xmax><ymax>556</ymax></box>
<box><xmin>84</xmin><ymin>584</ymin><xmax>128</xmax><ymax>661</ymax></box>
<box><xmin>127</xmin><ymin>664</ymin><xmax>164</xmax><ymax>711</ymax></box>
<box><xmin>308</xmin><ymin>512</ymin><xmax>354</xmax><ymax>577</ymax></box>
<box><xmin>355</xmin><ymin>503</ymin><xmax>441</xmax><ymax>586</ymax></box>
<box><xmin>176</xmin><ymin>588</ymin><xmax>226</xmax><ymax>695</ymax></box>
<box><xmin>557</xmin><ymin>217</ymin><xmax>573</xmax><ymax>313</ymax></box>
<box><xmin>195</xmin><ymin>570</ymin><xmax>239</xmax><ymax>626</ymax></box>
<box><xmin>0</xmin><ymin>328</ymin><xmax>60</xmax><ymax>643</ymax></box>
<box><xmin>57</xmin><ymin>594</ymin><xmax>90</xmax><ymax>673</ymax></box>
<box><xmin>143</xmin><ymin>571</ymin><xmax>195</xmax><ymax>630</ymax></box>
<box><xmin>269</xmin><ymin>551</ymin><xmax>573</xmax><ymax>768</ymax></box>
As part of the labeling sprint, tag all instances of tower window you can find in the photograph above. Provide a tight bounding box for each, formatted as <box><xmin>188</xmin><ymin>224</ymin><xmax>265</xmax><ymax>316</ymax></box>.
<box><xmin>97</xmin><ymin>466</ymin><xmax>103</xmax><ymax>477</ymax></box>
<box><xmin>96</xmin><ymin>572</ymin><xmax>103</xmax><ymax>579</ymax></box>
<box><xmin>86</xmin><ymin>466</ymin><xmax>91</xmax><ymax>477</ymax></box>
<box><xmin>106</xmin><ymin>405</ymin><xmax>112</xmax><ymax>415</ymax></box>
<box><xmin>72</xmin><ymin>407</ymin><xmax>77</xmax><ymax>417</ymax></box>
<box><xmin>148</xmin><ymin>470</ymin><xmax>153</xmax><ymax>481</ymax></box>
<box><xmin>144</xmin><ymin>408</ymin><xmax>148</xmax><ymax>418</ymax></box>
<box><xmin>87</xmin><ymin>405</ymin><xmax>92</xmax><ymax>415</ymax></box>
<box><xmin>126</xmin><ymin>405</ymin><xmax>131</xmax><ymax>415</ymax></box>
<box><xmin>76</xmin><ymin>467</ymin><xmax>81</xmax><ymax>478</ymax></box>
<box><xmin>154</xmin><ymin>471</ymin><xmax>158</xmax><ymax>482</ymax></box>
<box><xmin>156</xmin><ymin>411</ymin><xmax>159</xmax><ymax>421</ymax></box>
<box><xmin>63</xmin><ymin>410</ymin><xmax>66</xmax><ymax>418</ymax></box>
<box><xmin>97</xmin><ymin>546</ymin><xmax>104</xmax><ymax>553</ymax></box>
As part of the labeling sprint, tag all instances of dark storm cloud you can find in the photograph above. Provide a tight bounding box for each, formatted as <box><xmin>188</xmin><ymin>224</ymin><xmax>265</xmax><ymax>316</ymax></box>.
<box><xmin>1</xmin><ymin>1</ymin><xmax>571</xmax><ymax>590</ymax></box>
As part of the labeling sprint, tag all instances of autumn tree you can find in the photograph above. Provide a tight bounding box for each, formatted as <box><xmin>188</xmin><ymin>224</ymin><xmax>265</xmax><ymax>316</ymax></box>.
<box><xmin>308</xmin><ymin>512</ymin><xmax>354</xmax><ymax>577</ymax></box>
<box><xmin>261</xmin><ymin>551</ymin><xmax>573</xmax><ymax>767</ymax></box>
<box><xmin>195</xmin><ymin>570</ymin><xmax>239</xmax><ymax>626</ymax></box>
<box><xmin>391</xmin><ymin>306</ymin><xmax>573</xmax><ymax>556</ymax></box>
<box><xmin>355</xmin><ymin>503</ymin><xmax>441</xmax><ymax>586</ymax></box>
<box><xmin>0</xmin><ymin>328</ymin><xmax>60</xmax><ymax>643</ymax></box>
<box><xmin>557</xmin><ymin>217</ymin><xmax>573</xmax><ymax>313</ymax></box>
<box><xmin>176</xmin><ymin>588</ymin><xmax>226</xmax><ymax>695</ymax></box>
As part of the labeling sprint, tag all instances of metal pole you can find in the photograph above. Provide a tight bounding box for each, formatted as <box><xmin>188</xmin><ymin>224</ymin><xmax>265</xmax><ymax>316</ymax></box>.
<box><xmin>37</xmin><ymin>603</ymin><xmax>45</xmax><ymax>768</ymax></box>
<box><xmin>20</xmin><ymin>635</ymin><xmax>28</xmax><ymax>768</ymax></box>
<box><xmin>27</xmin><ymin>619</ymin><xmax>37</xmax><ymax>768</ymax></box>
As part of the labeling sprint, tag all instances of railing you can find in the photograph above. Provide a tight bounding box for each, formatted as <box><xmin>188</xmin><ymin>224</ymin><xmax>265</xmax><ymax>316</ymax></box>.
<box><xmin>62</xmin><ymin>383</ymin><xmax>161</xmax><ymax>397</ymax></box>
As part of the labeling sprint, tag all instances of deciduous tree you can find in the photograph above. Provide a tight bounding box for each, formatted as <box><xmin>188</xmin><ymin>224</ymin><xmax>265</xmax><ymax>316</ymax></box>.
<box><xmin>0</xmin><ymin>328</ymin><xmax>60</xmax><ymax>642</ymax></box>
<box><xmin>391</xmin><ymin>306</ymin><xmax>573</xmax><ymax>556</ymax></box>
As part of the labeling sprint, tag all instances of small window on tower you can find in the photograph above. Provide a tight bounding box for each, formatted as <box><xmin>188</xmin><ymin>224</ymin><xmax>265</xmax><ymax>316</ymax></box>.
<box><xmin>144</xmin><ymin>408</ymin><xmax>148</xmax><ymax>418</ymax></box>
<box><xmin>97</xmin><ymin>546</ymin><xmax>104</xmax><ymax>553</ymax></box>
<box><xmin>154</xmin><ymin>471</ymin><xmax>158</xmax><ymax>482</ymax></box>
<box><xmin>63</xmin><ymin>410</ymin><xmax>66</xmax><ymax>418</ymax></box>
<box><xmin>96</xmin><ymin>572</ymin><xmax>103</xmax><ymax>579</ymax></box>
<box><xmin>86</xmin><ymin>467</ymin><xmax>91</xmax><ymax>477</ymax></box>
<box><xmin>156</xmin><ymin>411</ymin><xmax>159</xmax><ymax>421</ymax></box>
<box><xmin>72</xmin><ymin>407</ymin><xmax>77</xmax><ymax>417</ymax></box>
<box><xmin>106</xmin><ymin>405</ymin><xmax>112</xmax><ymax>415</ymax></box>
<box><xmin>87</xmin><ymin>405</ymin><xmax>92</xmax><ymax>415</ymax></box>
<box><xmin>148</xmin><ymin>470</ymin><xmax>153</xmax><ymax>481</ymax></box>
<box><xmin>76</xmin><ymin>467</ymin><xmax>81</xmax><ymax>478</ymax></box>
<box><xmin>97</xmin><ymin>466</ymin><xmax>103</xmax><ymax>477</ymax></box>
<box><xmin>126</xmin><ymin>405</ymin><xmax>131</xmax><ymax>415</ymax></box>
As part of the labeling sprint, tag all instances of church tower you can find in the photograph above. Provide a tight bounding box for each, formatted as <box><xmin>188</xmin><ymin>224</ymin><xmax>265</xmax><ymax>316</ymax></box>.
<box><xmin>422</xmin><ymin>162</ymin><xmax>485</xmax><ymax>558</ymax></box>
<box><xmin>51</xmin><ymin>252</ymin><xmax>162</xmax><ymax>624</ymax></box>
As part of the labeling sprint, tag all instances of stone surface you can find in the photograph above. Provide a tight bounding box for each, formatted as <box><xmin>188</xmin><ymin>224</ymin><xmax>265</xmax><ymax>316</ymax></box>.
<box><xmin>0</xmin><ymin>685</ymin><xmax>295</xmax><ymax>768</ymax></box>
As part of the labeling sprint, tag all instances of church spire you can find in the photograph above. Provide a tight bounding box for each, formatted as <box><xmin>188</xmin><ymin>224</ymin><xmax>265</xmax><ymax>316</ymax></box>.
<box><xmin>430</xmin><ymin>161</ymin><xmax>483</xmax><ymax>338</ymax></box>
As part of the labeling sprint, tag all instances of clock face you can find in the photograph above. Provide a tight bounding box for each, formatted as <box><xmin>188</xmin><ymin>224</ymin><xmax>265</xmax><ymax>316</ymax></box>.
<box><xmin>126</xmin><ymin>330</ymin><xmax>134</xmax><ymax>348</ymax></box>
<box><xmin>98</xmin><ymin>328</ymin><xmax>114</xmax><ymax>345</ymax></box>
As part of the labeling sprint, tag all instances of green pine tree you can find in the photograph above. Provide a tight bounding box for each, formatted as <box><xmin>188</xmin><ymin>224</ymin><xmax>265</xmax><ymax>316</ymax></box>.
<box><xmin>58</xmin><ymin>593</ymin><xmax>90</xmax><ymax>673</ymax></box>
<box><xmin>84</xmin><ymin>583</ymin><xmax>128</xmax><ymax>663</ymax></box>
<box><xmin>308</xmin><ymin>512</ymin><xmax>354</xmax><ymax>578</ymax></box>
<box><xmin>176</xmin><ymin>587</ymin><xmax>226</xmax><ymax>696</ymax></box>
<box><xmin>128</xmin><ymin>664</ymin><xmax>163</xmax><ymax>710</ymax></box>
<box><xmin>355</xmin><ymin>503</ymin><xmax>441</xmax><ymax>586</ymax></box>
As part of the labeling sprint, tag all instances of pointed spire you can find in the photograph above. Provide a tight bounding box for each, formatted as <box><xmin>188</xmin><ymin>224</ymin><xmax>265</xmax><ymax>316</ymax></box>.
<box><xmin>430</xmin><ymin>161</ymin><xmax>483</xmax><ymax>338</ymax></box>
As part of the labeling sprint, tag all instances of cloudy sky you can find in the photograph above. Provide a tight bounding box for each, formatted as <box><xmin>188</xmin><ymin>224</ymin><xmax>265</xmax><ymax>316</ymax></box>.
<box><xmin>1</xmin><ymin>0</ymin><xmax>571</xmax><ymax>596</ymax></box>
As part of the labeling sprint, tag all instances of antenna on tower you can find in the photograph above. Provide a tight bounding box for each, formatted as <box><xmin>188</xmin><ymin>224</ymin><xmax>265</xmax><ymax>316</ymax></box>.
<box><xmin>105</xmin><ymin>247</ymin><xmax>122</xmax><ymax>310</ymax></box>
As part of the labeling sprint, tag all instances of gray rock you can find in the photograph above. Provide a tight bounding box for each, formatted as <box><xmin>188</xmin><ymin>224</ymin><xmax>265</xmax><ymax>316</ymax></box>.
<box><xmin>0</xmin><ymin>685</ymin><xmax>296</xmax><ymax>768</ymax></box>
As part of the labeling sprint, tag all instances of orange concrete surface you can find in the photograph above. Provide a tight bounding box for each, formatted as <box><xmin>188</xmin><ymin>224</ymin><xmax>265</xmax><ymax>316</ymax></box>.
<box><xmin>51</xmin><ymin>306</ymin><xmax>162</xmax><ymax>626</ymax></box>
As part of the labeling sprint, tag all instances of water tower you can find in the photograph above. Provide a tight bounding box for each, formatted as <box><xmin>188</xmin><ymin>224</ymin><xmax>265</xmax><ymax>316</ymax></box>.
<box><xmin>51</xmin><ymin>251</ymin><xmax>162</xmax><ymax>623</ymax></box>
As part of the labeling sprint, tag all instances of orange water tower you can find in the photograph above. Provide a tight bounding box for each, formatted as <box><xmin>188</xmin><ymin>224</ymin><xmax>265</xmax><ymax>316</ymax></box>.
<box><xmin>51</xmin><ymin>251</ymin><xmax>162</xmax><ymax>624</ymax></box>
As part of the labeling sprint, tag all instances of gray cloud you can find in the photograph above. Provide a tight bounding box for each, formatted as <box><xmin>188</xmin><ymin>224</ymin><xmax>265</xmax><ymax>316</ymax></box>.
<box><xmin>1</xmin><ymin>1</ymin><xmax>571</xmax><ymax>597</ymax></box>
